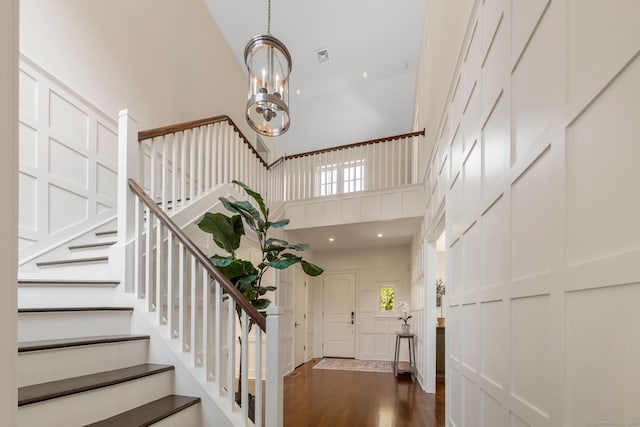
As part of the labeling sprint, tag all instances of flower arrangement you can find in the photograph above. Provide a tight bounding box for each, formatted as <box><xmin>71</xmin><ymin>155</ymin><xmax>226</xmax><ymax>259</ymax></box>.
<box><xmin>397</xmin><ymin>301</ymin><xmax>412</xmax><ymax>325</ymax></box>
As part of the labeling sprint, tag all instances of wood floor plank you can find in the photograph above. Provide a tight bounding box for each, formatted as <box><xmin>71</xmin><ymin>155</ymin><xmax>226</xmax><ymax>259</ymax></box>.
<box><xmin>18</xmin><ymin>307</ymin><xmax>133</xmax><ymax>313</ymax></box>
<box><xmin>84</xmin><ymin>395</ymin><xmax>200</xmax><ymax>427</ymax></box>
<box><xmin>18</xmin><ymin>364</ymin><xmax>173</xmax><ymax>406</ymax></box>
<box><xmin>284</xmin><ymin>358</ymin><xmax>444</xmax><ymax>427</ymax></box>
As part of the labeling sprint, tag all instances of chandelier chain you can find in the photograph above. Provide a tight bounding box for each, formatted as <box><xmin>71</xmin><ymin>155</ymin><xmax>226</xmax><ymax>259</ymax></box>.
<box><xmin>267</xmin><ymin>0</ymin><xmax>271</xmax><ymax>34</ymax></box>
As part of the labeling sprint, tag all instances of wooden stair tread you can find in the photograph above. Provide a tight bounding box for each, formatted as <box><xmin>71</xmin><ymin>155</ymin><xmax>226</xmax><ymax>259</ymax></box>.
<box><xmin>84</xmin><ymin>394</ymin><xmax>201</xmax><ymax>427</ymax></box>
<box><xmin>36</xmin><ymin>256</ymin><xmax>109</xmax><ymax>267</ymax></box>
<box><xmin>18</xmin><ymin>334</ymin><xmax>149</xmax><ymax>353</ymax></box>
<box><xmin>95</xmin><ymin>230</ymin><xmax>117</xmax><ymax>237</ymax></box>
<box><xmin>18</xmin><ymin>279</ymin><xmax>120</xmax><ymax>287</ymax></box>
<box><xmin>68</xmin><ymin>241</ymin><xmax>117</xmax><ymax>250</ymax></box>
<box><xmin>19</xmin><ymin>307</ymin><xmax>133</xmax><ymax>313</ymax></box>
<box><xmin>18</xmin><ymin>363</ymin><xmax>174</xmax><ymax>406</ymax></box>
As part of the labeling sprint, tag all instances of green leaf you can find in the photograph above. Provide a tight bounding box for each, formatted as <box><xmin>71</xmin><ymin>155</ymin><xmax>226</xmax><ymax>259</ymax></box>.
<box><xmin>268</xmin><ymin>258</ymin><xmax>301</xmax><ymax>270</ymax></box>
<box><xmin>269</xmin><ymin>219</ymin><xmax>290</xmax><ymax>228</ymax></box>
<box><xmin>197</xmin><ymin>212</ymin><xmax>244</xmax><ymax>253</ymax></box>
<box><xmin>235</xmin><ymin>274</ymin><xmax>258</xmax><ymax>290</ymax></box>
<box><xmin>232</xmin><ymin>180</ymin><xmax>267</xmax><ymax>218</ymax></box>
<box><xmin>216</xmin><ymin>259</ymin><xmax>258</xmax><ymax>281</ymax></box>
<box><xmin>301</xmin><ymin>260</ymin><xmax>324</xmax><ymax>276</ymax></box>
<box><xmin>209</xmin><ymin>255</ymin><xmax>234</xmax><ymax>267</ymax></box>
<box><xmin>251</xmin><ymin>298</ymin><xmax>271</xmax><ymax>311</ymax></box>
<box><xmin>258</xmin><ymin>286</ymin><xmax>277</xmax><ymax>296</ymax></box>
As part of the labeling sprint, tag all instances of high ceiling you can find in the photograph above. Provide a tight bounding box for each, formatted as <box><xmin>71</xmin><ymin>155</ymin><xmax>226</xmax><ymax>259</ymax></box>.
<box><xmin>204</xmin><ymin>0</ymin><xmax>426</xmax><ymax>156</ymax></box>
<box><xmin>204</xmin><ymin>0</ymin><xmax>427</xmax><ymax>251</ymax></box>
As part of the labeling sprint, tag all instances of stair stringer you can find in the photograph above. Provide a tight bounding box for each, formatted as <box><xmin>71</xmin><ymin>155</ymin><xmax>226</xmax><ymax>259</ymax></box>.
<box><xmin>114</xmin><ymin>291</ymin><xmax>240</xmax><ymax>427</ymax></box>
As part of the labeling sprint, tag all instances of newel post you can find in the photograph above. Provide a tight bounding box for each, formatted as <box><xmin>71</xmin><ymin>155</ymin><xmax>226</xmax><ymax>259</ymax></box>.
<box><xmin>113</xmin><ymin>109</ymin><xmax>139</xmax><ymax>291</ymax></box>
<box><xmin>265</xmin><ymin>305</ymin><xmax>284</xmax><ymax>427</ymax></box>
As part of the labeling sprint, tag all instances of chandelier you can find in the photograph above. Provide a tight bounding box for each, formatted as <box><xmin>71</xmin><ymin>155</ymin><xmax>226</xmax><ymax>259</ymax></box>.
<box><xmin>244</xmin><ymin>0</ymin><xmax>292</xmax><ymax>137</ymax></box>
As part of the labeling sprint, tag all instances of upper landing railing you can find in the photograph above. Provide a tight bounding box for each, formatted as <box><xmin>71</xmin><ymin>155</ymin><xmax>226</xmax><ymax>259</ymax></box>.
<box><xmin>136</xmin><ymin>113</ymin><xmax>424</xmax><ymax>208</ymax></box>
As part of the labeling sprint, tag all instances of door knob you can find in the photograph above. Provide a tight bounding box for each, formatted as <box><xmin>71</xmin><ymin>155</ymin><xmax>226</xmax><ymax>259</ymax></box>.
<box><xmin>295</xmin><ymin>322</ymin><xmax>301</xmax><ymax>327</ymax></box>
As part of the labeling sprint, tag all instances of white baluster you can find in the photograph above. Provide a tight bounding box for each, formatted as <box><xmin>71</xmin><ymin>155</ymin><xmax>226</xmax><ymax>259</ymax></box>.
<box><xmin>255</xmin><ymin>327</ymin><xmax>263</xmax><ymax>427</ymax></box>
<box><xmin>178</xmin><ymin>243</ymin><xmax>186</xmax><ymax>352</ymax></box>
<box><xmin>227</xmin><ymin>298</ymin><xmax>235</xmax><ymax>409</ymax></box>
<box><xmin>180</xmin><ymin>131</ymin><xmax>187</xmax><ymax>210</ymax></box>
<box><xmin>189</xmin><ymin>128</ymin><xmax>196</xmax><ymax>201</ymax></box>
<box><xmin>215</xmin><ymin>280</ymin><xmax>223</xmax><ymax>395</ymax></box>
<box><xmin>167</xmin><ymin>232</ymin><xmax>174</xmax><ymax>337</ymax></box>
<box><xmin>241</xmin><ymin>310</ymin><xmax>249</xmax><ymax>423</ymax></box>
<box><xmin>190</xmin><ymin>256</ymin><xmax>198</xmax><ymax>365</ymax></box>
<box><xmin>205</xmin><ymin>124</ymin><xmax>212</xmax><ymax>192</ymax></box>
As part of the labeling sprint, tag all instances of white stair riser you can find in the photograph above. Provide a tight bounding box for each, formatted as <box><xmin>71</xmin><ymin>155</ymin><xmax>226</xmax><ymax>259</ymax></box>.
<box><xmin>18</xmin><ymin>286</ymin><xmax>119</xmax><ymax>308</ymax></box>
<box><xmin>151</xmin><ymin>402</ymin><xmax>202</xmax><ymax>427</ymax></box>
<box><xmin>35</xmin><ymin>261</ymin><xmax>109</xmax><ymax>278</ymax></box>
<box><xmin>18</xmin><ymin>370</ymin><xmax>174</xmax><ymax>427</ymax></box>
<box><xmin>69</xmin><ymin>247</ymin><xmax>112</xmax><ymax>258</ymax></box>
<box><xmin>18</xmin><ymin>311</ymin><xmax>132</xmax><ymax>341</ymax></box>
<box><xmin>18</xmin><ymin>340</ymin><xmax>149</xmax><ymax>387</ymax></box>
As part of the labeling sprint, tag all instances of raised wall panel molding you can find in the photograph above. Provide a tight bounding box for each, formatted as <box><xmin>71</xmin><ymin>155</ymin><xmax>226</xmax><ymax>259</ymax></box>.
<box><xmin>285</xmin><ymin>184</ymin><xmax>425</xmax><ymax>230</ymax></box>
<box><xmin>18</xmin><ymin>57</ymin><xmax>117</xmax><ymax>265</ymax></box>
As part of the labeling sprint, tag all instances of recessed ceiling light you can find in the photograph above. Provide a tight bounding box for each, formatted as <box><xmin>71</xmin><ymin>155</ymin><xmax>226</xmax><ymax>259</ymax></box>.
<box><xmin>295</xmin><ymin>89</ymin><xmax>302</xmax><ymax>96</ymax></box>
<box><xmin>329</xmin><ymin>237</ymin><xmax>335</xmax><ymax>242</ymax></box>
<box><xmin>362</xmin><ymin>72</ymin><xmax>368</xmax><ymax>78</ymax></box>
<box><xmin>377</xmin><ymin>233</ymin><xmax>383</xmax><ymax>238</ymax></box>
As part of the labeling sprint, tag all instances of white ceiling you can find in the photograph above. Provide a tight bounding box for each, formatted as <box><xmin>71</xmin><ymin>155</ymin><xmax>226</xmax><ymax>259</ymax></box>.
<box><xmin>286</xmin><ymin>218</ymin><xmax>422</xmax><ymax>253</ymax></box>
<box><xmin>204</xmin><ymin>0</ymin><xmax>426</xmax><ymax>251</ymax></box>
<box><xmin>204</xmin><ymin>0</ymin><xmax>426</xmax><ymax>156</ymax></box>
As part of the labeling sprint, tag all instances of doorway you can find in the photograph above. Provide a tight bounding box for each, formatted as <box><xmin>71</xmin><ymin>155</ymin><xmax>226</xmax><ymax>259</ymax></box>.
<box><xmin>322</xmin><ymin>272</ymin><xmax>356</xmax><ymax>358</ymax></box>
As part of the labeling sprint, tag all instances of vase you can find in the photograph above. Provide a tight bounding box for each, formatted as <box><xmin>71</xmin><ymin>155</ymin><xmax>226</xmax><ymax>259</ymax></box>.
<box><xmin>401</xmin><ymin>324</ymin><xmax>410</xmax><ymax>334</ymax></box>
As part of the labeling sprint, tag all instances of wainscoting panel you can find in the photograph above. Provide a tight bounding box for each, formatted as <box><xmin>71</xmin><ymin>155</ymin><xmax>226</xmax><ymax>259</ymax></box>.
<box><xmin>18</xmin><ymin>57</ymin><xmax>117</xmax><ymax>263</ymax></box>
<box><xmin>416</xmin><ymin>0</ymin><xmax>640</xmax><ymax>425</ymax></box>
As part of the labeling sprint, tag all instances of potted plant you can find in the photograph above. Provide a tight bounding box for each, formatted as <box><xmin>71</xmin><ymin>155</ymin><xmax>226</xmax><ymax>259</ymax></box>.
<box><xmin>436</xmin><ymin>278</ymin><xmax>445</xmax><ymax>327</ymax></box>
<box><xmin>397</xmin><ymin>301</ymin><xmax>412</xmax><ymax>333</ymax></box>
<box><xmin>197</xmin><ymin>180</ymin><xmax>323</xmax><ymax>421</ymax></box>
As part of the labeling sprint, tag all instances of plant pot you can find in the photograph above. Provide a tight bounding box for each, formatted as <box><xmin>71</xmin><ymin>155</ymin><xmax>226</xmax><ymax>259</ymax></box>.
<box><xmin>437</xmin><ymin>317</ymin><xmax>445</xmax><ymax>327</ymax></box>
<box><xmin>401</xmin><ymin>324</ymin><xmax>410</xmax><ymax>334</ymax></box>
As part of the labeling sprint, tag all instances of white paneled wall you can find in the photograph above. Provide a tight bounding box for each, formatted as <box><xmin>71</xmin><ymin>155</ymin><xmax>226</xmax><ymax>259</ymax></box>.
<box><xmin>314</xmin><ymin>246</ymin><xmax>412</xmax><ymax>361</ymax></box>
<box><xmin>18</xmin><ymin>57</ymin><xmax>117</xmax><ymax>263</ymax></box>
<box><xmin>417</xmin><ymin>0</ymin><xmax>640</xmax><ymax>426</ymax></box>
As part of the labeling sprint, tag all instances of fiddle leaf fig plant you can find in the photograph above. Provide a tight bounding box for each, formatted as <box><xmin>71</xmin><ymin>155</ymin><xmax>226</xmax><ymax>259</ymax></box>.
<box><xmin>198</xmin><ymin>180</ymin><xmax>323</xmax><ymax>315</ymax></box>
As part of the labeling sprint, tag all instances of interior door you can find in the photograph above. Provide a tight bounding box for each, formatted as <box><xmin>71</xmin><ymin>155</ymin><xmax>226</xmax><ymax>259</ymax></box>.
<box><xmin>323</xmin><ymin>273</ymin><xmax>356</xmax><ymax>358</ymax></box>
<box><xmin>294</xmin><ymin>268</ymin><xmax>307</xmax><ymax>367</ymax></box>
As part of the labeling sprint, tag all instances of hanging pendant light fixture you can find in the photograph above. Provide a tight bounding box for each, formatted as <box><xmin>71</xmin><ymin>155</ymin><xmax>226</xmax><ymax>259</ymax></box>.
<box><xmin>244</xmin><ymin>0</ymin><xmax>292</xmax><ymax>137</ymax></box>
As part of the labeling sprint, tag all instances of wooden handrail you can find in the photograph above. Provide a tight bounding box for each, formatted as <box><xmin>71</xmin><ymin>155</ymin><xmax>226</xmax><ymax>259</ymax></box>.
<box><xmin>138</xmin><ymin>115</ymin><xmax>268</xmax><ymax>168</ymax></box>
<box><xmin>128</xmin><ymin>178</ymin><xmax>267</xmax><ymax>332</ymax></box>
<box><xmin>138</xmin><ymin>113</ymin><xmax>424</xmax><ymax>169</ymax></box>
<box><xmin>283</xmin><ymin>129</ymin><xmax>425</xmax><ymax>160</ymax></box>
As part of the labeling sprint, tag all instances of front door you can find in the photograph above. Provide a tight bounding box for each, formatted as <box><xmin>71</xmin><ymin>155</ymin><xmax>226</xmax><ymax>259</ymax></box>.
<box><xmin>323</xmin><ymin>273</ymin><xmax>356</xmax><ymax>358</ymax></box>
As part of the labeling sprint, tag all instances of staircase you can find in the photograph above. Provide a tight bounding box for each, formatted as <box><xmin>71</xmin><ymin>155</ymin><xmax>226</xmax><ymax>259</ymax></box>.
<box><xmin>17</xmin><ymin>228</ymin><xmax>203</xmax><ymax>426</ymax></box>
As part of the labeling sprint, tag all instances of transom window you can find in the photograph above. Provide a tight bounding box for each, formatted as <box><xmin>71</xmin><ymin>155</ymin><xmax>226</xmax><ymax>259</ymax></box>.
<box><xmin>316</xmin><ymin>159</ymin><xmax>365</xmax><ymax>197</ymax></box>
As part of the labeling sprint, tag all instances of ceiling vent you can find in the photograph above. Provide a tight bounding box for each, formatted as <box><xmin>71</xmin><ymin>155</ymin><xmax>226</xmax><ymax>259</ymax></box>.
<box><xmin>316</xmin><ymin>49</ymin><xmax>330</xmax><ymax>64</ymax></box>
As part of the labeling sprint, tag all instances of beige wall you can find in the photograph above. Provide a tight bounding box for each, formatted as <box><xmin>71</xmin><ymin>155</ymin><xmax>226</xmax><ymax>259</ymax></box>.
<box><xmin>417</xmin><ymin>0</ymin><xmax>640</xmax><ymax>425</ymax></box>
<box><xmin>413</xmin><ymin>0</ymin><xmax>475</xmax><ymax>181</ymax></box>
<box><xmin>20</xmin><ymin>0</ymin><xmax>253</xmax><ymax>138</ymax></box>
<box><xmin>0</xmin><ymin>0</ymin><xmax>18</xmax><ymax>422</ymax></box>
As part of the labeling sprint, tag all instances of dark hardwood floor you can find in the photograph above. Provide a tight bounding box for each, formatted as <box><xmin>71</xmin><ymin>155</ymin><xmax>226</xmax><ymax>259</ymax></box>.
<box><xmin>284</xmin><ymin>358</ymin><xmax>445</xmax><ymax>427</ymax></box>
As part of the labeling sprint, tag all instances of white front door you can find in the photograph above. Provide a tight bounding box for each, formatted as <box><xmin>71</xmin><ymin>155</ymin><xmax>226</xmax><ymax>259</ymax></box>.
<box><xmin>294</xmin><ymin>268</ymin><xmax>307</xmax><ymax>367</ymax></box>
<box><xmin>323</xmin><ymin>273</ymin><xmax>356</xmax><ymax>358</ymax></box>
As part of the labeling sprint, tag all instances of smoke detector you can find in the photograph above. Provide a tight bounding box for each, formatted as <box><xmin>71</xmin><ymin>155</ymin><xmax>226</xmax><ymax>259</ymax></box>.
<box><xmin>316</xmin><ymin>48</ymin><xmax>330</xmax><ymax>64</ymax></box>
